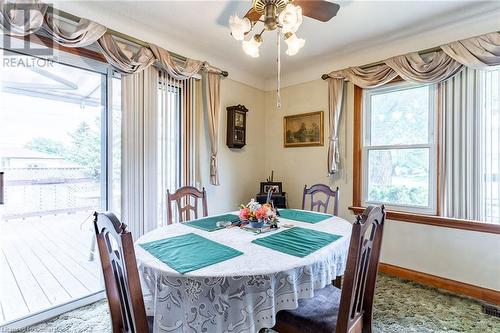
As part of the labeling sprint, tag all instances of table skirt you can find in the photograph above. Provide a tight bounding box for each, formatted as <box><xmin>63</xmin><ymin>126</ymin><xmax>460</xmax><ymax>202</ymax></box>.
<box><xmin>140</xmin><ymin>246</ymin><xmax>347</xmax><ymax>333</ymax></box>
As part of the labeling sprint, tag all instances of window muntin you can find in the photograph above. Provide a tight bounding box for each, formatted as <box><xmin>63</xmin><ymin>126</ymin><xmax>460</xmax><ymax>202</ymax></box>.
<box><xmin>363</xmin><ymin>82</ymin><xmax>437</xmax><ymax>214</ymax></box>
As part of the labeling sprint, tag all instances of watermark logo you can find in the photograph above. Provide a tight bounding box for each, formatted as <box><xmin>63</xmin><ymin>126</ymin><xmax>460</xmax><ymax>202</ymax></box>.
<box><xmin>1</xmin><ymin>2</ymin><xmax>54</xmax><ymax>57</ymax></box>
<box><xmin>2</xmin><ymin>56</ymin><xmax>54</xmax><ymax>68</ymax></box>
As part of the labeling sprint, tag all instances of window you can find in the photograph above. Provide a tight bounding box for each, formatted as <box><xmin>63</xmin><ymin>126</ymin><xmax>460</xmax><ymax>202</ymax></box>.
<box><xmin>155</xmin><ymin>75</ymin><xmax>197</xmax><ymax>226</ymax></box>
<box><xmin>156</xmin><ymin>75</ymin><xmax>183</xmax><ymax>226</ymax></box>
<box><xmin>111</xmin><ymin>76</ymin><xmax>122</xmax><ymax>218</ymax></box>
<box><xmin>480</xmin><ymin>69</ymin><xmax>499</xmax><ymax>222</ymax></box>
<box><xmin>353</xmin><ymin>70</ymin><xmax>500</xmax><ymax>232</ymax></box>
<box><xmin>1</xmin><ymin>43</ymin><xmax>121</xmax><ymax>325</ymax></box>
<box><xmin>362</xmin><ymin>82</ymin><xmax>437</xmax><ymax>214</ymax></box>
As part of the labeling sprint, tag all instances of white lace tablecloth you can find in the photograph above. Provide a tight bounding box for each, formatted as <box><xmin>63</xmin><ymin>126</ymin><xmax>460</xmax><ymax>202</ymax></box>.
<box><xmin>135</xmin><ymin>211</ymin><xmax>352</xmax><ymax>333</ymax></box>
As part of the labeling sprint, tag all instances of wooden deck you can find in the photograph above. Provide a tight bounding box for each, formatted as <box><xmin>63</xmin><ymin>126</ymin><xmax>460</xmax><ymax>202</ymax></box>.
<box><xmin>0</xmin><ymin>211</ymin><xmax>102</xmax><ymax>324</ymax></box>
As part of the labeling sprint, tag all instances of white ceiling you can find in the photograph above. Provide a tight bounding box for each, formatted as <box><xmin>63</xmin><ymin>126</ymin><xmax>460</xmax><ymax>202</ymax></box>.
<box><xmin>57</xmin><ymin>1</ymin><xmax>500</xmax><ymax>90</ymax></box>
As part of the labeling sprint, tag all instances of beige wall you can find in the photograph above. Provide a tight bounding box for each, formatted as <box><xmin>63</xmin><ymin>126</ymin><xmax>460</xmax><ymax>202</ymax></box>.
<box><xmin>263</xmin><ymin>79</ymin><xmax>500</xmax><ymax>291</ymax></box>
<box><xmin>197</xmin><ymin>78</ymin><xmax>266</xmax><ymax>214</ymax></box>
<box><xmin>263</xmin><ymin>79</ymin><xmax>353</xmax><ymax>219</ymax></box>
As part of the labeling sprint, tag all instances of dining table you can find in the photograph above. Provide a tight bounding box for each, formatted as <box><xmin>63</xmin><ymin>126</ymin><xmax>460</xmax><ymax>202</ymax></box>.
<box><xmin>135</xmin><ymin>209</ymin><xmax>352</xmax><ymax>333</ymax></box>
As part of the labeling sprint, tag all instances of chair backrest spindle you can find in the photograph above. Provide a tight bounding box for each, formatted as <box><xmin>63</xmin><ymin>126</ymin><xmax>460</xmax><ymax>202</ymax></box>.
<box><xmin>302</xmin><ymin>184</ymin><xmax>340</xmax><ymax>216</ymax></box>
<box><xmin>94</xmin><ymin>212</ymin><xmax>149</xmax><ymax>333</ymax></box>
<box><xmin>336</xmin><ymin>205</ymin><xmax>386</xmax><ymax>333</ymax></box>
<box><xmin>167</xmin><ymin>186</ymin><xmax>208</xmax><ymax>224</ymax></box>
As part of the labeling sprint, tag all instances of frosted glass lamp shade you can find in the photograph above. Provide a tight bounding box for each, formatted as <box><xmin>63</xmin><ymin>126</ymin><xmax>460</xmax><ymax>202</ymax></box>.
<box><xmin>242</xmin><ymin>35</ymin><xmax>262</xmax><ymax>58</ymax></box>
<box><xmin>279</xmin><ymin>4</ymin><xmax>303</xmax><ymax>34</ymax></box>
<box><xmin>284</xmin><ymin>33</ymin><xmax>305</xmax><ymax>56</ymax></box>
<box><xmin>229</xmin><ymin>15</ymin><xmax>251</xmax><ymax>41</ymax></box>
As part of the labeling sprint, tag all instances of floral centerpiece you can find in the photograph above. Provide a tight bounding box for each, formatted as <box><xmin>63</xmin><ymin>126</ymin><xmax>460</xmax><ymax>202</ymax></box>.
<box><xmin>239</xmin><ymin>199</ymin><xmax>278</xmax><ymax>228</ymax></box>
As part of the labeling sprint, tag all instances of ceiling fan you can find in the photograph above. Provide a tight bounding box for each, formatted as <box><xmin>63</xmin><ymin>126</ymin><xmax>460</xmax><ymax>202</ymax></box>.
<box><xmin>229</xmin><ymin>0</ymin><xmax>340</xmax><ymax>57</ymax></box>
<box><xmin>229</xmin><ymin>0</ymin><xmax>340</xmax><ymax>108</ymax></box>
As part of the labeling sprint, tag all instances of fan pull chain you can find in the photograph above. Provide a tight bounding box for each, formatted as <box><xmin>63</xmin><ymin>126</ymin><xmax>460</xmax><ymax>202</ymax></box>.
<box><xmin>276</xmin><ymin>28</ymin><xmax>281</xmax><ymax>109</ymax></box>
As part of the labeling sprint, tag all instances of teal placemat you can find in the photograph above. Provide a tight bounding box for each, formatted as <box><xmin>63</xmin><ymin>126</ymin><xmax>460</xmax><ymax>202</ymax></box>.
<box><xmin>252</xmin><ymin>227</ymin><xmax>341</xmax><ymax>257</ymax></box>
<box><xmin>139</xmin><ymin>233</ymin><xmax>243</xmax><ymax>274</ymax></box>
<box><xmin>278</xmin><ymin>209</ymin><xmax>332</xmax><ymax>224</ymax></box>
<box><xmin>184</xmin><ymin>214</ymin><xmax>239</xmax><ymax>232</ymax></box>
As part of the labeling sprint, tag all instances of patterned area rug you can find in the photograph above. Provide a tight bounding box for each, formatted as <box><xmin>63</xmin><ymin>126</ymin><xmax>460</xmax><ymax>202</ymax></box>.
<box><xmin>17</xmin><ymin>275</ymin><xmax>500</xmax><ymax>333</ymax></box>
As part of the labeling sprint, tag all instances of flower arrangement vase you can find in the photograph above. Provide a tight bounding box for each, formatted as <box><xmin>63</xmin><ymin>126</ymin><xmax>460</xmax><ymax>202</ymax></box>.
<box><xmin>249</xmin><ymin>219</ymin><xmax>264</xmax><ymax>228</ymax></box>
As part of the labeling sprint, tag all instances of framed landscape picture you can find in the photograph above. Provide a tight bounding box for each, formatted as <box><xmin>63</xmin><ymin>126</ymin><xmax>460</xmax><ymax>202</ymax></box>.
<box><xmin>283</xmin><ymin>111</ymin><xmax>324</xmax><ymax>147</ymax></box>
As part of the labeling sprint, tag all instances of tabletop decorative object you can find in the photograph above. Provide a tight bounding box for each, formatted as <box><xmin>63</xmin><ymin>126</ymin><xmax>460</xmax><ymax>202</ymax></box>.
<box><xmin>239</xmin><ymin>199</ymin><xmax>278</xmax><ymax>228</ymax></box>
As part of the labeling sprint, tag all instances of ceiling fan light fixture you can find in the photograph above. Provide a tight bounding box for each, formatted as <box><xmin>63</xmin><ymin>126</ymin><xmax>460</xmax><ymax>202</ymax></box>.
<box><xmin>229</xmin><ymin>14</ymin><xmax>251</xmax><ymax>41</ymax></box>
<box><xmin>242</xmin><ymin>34</ymin><xmax>262</xmax><ymax>58</ymax></box>
<box><xmin>278</xmin><ymin>3</ymin><xmax>303</xmax><ymax>34</ymax></box>
<box><xmin>284</xmin><ymin>32</ymin><xmax>305</xmax><ymax>56</ymax></box>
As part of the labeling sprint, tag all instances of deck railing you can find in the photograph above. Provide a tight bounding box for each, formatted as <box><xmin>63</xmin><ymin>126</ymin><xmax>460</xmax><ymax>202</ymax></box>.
<box><xmin>1</xmin><ymin>167</ymin><xmax>100</xmax><ymax>220</ymax></box>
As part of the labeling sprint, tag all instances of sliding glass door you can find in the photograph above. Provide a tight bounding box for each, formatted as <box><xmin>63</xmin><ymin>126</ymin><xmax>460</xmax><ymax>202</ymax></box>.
<box><xmin>0</xmin><ymin>49</ymin><xmax>120</xmax><ymax>327</ymax></box>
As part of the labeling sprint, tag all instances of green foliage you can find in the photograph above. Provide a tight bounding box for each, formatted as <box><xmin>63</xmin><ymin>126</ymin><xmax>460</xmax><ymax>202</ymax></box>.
<box><xmin>369</xmin><ymin>184</ymin><xmax>428</xmax><ymax>207</ymax></box>
<box><xmin>26</xmin><ymin>119</ymin><xmax>101</xmax><ymax>179</ymax></box>
<box><xmin>65</xmin><ymin>121</ymin><xmax>101</xmax><ymax>178</ymax></box>
<box><xmin>26</xmin><ymin>137</ymin><xmax>65</xmax><ymax>156</ymax></box>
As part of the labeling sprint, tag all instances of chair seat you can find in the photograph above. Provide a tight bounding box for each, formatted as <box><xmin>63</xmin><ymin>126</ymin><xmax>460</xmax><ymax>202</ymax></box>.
<box><xmin>275</xmin><ymin>284</ymin><xmax>342</xmax><ymax>333</ymax></box>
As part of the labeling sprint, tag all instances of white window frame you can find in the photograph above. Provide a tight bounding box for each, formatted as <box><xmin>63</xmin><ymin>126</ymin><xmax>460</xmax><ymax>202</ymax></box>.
<box><xmin>362</xmin><ymin>81</ymin><xmax>438</xmax><ymax>215</ymax></box>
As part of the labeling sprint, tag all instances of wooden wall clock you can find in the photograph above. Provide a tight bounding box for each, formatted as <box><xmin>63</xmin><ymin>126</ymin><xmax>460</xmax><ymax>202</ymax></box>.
<box><xmin>226</xmin><ymin>104</ymin><xmax>248</xmax><ymax>149</ymax></box>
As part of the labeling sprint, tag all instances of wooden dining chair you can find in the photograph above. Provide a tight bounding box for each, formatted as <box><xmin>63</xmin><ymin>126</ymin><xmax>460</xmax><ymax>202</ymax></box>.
<box><xmin>94</xmin><ymin>211</ymin><xmax>153</xmax><ymax>333</ymax></box>
<box><xmin>273</xmin><ymin>205</ymin><xmax>386</xmax><ymax>333</ymax></box>
<box><xmin>302</xmin><ymin>184</ymin><xmax>340</xmax><ymax>216</ymax></box>
<box><xmin>166</xmin><ymin>186</ymin><xmax>208</xmax><ymax>225</ymax></box>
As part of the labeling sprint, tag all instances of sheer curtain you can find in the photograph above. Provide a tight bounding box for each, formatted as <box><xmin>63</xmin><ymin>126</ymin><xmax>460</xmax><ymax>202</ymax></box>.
<box><xmin>440</xmin><ymin>67</ymin><xmax>500</xmax><ymax>223</ymax></box>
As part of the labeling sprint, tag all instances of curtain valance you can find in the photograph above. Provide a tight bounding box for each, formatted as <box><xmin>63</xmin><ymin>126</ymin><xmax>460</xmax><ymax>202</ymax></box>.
<box><xmin>325</xmin><ymin>31</ymin><xmax>500</xmax><ymax>175</ymax></box>
<box><xmin>1</xmin><ymin>0</ymin><xmax>224</xmax><ymax>186</ymax></box>
<box><xmin>44</xmin><ymin>14</ymin><xmax>106</xmax><ymax>48</ymax></box>
<box><xmin>0</xmin><ymin>0</ymin><xmax>46</xmax><ymax>36</ymax></box>
<box><xmin>150</xmin><ymin>44</ymin><xmax>204</xmax><ymax>80</ymax></box>
<box><xmin>98</xmin><ymin>34</ymin><xmax>155</xmax><ymax>74</ymax></box>
<box><xmin>0</xmin><ymin>0</ymin><xmax>225</xmax><ymax>77</ymax></box>
<box><xmin>442</xmin><ymin>32</ymin><xmax>500</xmax><ymax>70</ymax></box>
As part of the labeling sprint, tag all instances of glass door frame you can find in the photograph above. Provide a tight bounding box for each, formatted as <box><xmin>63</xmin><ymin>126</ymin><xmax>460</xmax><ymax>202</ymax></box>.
<box><xmin>0</xmin><ymin>41</ymin><xmax>120</xmax><ymax>330</ymax></box>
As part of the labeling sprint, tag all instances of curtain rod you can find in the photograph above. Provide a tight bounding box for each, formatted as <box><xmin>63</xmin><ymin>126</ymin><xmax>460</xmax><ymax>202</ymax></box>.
<box><xmin>52</xmin><ymin>6</ymin><xmax>229</xmax><ymax>77</ymax></box>
<box><xmin>321</xmin><ymin>45</ymin><xmax>442</xmax><ymax>80</ymax></box>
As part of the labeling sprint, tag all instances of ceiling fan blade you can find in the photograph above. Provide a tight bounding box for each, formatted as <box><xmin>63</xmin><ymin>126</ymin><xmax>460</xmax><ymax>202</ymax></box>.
<box><xmin>293</xmin><ymin>0</ymin><xmax>340</xmax><ymax>22</ymax></box>
<box><xmin>244</xmin><ymin>7</ymin><xmax>262</xmax><ymax>22</ymax></box>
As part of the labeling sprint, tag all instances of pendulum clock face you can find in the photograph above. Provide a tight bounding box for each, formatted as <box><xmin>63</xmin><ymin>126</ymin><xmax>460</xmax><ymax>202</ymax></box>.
<box><xmin>226</xmin><ymin>105</ymin><xmax>248</xmax><ymax>148</ymax></box>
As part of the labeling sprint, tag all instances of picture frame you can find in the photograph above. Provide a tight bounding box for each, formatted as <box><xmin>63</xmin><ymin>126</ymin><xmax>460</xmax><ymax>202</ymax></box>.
<box><xmin>283</xmin><ymin>111</ymin><xmax>324</xmax><ymax>148</ymax></box>
<box><xmin>260</xmin><ymin>181</ymin><xmax>282</xmax><ymax>194</ymax></box>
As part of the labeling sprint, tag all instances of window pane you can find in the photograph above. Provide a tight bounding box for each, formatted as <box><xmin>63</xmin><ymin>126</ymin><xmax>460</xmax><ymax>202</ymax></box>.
<box><xmin>0</xmin><ymin>53</ymin><xmax>105</xmax><ymax>324</ymax></box>
<box><xmin>368</xmin><ymin>148</ymin><xmax>429</xmax><ymax>207</ymax></box>
<box><xmin>482</xmin><ymin>69</ymin><xmax>500</xmax><ymax>222</ymax></box>
<box><xmin>112</xmin><ymin>77</ymin><xmax>121</xmax><ymax>218</ymax></box>
<box><xmin>157</xmin><ymin>82</ymin><xmax>182</xmax><ymax>226</ymax></box>
<box><xmin>370</xmin><ymin>86</ymin><xmax>430</xmax><ymax>145</ymax></box>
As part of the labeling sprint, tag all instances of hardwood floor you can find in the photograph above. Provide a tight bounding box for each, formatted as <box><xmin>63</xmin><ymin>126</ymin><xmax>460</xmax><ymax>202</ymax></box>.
<box><xmin>0</xmin><ymin>212</ymin><xmax>102</xmax><ymax>324</ymax></box>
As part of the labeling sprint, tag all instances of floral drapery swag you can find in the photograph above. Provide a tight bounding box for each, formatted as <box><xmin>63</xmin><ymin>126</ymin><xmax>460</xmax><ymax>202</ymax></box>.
<box><xmin>1</xmin><ymin>0</ymin><xmax>224</xmax><ymax>185</ymax></box>
<box><xmin>325</xmin><ymin>31</ymin><xmax>500</xmax><ymax>175</ymax></box>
